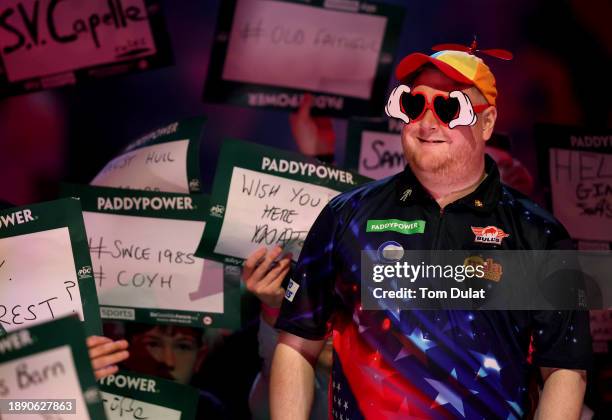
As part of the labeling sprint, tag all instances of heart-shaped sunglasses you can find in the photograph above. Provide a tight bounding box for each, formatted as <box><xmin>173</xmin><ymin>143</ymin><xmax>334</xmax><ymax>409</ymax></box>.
<box><xmin>385</xmin><ymin>85</ymin><xmax>490</xmax><ymax>128</ymax></box>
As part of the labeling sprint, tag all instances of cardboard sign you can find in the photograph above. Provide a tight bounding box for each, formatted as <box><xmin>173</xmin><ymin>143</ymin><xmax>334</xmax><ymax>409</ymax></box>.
<box><xmin>0</xmin><ymin>199</ymin><xmax>101</xmax><ymax>336</ymax></box>
<box><xmin>536</xmin><ymin>124</ymin><xmax>612</xmax><ymax>243</ymax></box>
<box><xmin>0</xmin><ymin>0</ymin><xmax>172</xmax><ymax>97</ymax></box>
<box><xmin>203</xmin><ymin>0</ymin><xmax>405</xmax><ymax>117</ymax></box>
<box><xmin>99</xmin><ymin>371</ymin><xmax>198</xmax><ymax>420</ymax></box>
<box><xmin>196</xmin><ymin>139</ymin><xmax>370</xmax><ymax>265</ymax></box>
<box><xmin>63</xmin><ymin>185</ymin><xmax>241</xmax><ymax>329</ymax></box>
<box><xmin>91</xmin><ymin>118</ymin><xmax>205</xmax><ymax>194</ymax></box>
<box><xmin>0</xmin><ymin>317</ymin><xmax>107</xmax><ymax>420</ymax></box>
<box><xmin>345</xmin><ymin>117</ymin><xmax>404</xmax><ymax>179</ymax></box>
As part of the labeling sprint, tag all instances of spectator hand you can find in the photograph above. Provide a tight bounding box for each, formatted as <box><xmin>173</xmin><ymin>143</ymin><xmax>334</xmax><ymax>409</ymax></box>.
<box><xmin>289</xmin><ymin>94</ymin><xmax>335</xmax><ymax>157</ymax></box>
<box><xmin>87</xmin><ymin>335</ymin><xmax>129</xmax><ymax>379</ymax></box>
<box><xmin>243</xmin><ymin>246</ymin><xmax>292</xmax><ymax>310</ymax></box>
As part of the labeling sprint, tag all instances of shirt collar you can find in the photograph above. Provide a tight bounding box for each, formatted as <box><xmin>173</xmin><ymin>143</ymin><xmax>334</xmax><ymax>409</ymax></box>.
<box><xmin>396</xmin><ymin>155</ymin><xmax>502</xmax><ymax>213</ymax></box>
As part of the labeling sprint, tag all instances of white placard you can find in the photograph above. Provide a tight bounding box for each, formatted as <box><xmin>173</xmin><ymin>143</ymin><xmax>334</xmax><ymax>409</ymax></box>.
<box><xmin>549</xmin><ymin>148</ymin><xmax>612</xmax><ymax>241</ymax></box>
<box><xmin>102</xmin><ymin>391</ymin><xmax>181</xmax><ymax>420</ymax></box>
<box><xmin>214</xmin><ymin>166</ymin><xmax>339</xmax><ymax>260</ymax></box>
<box><xmin>85</xmin><ymin>213</ymin><xmax>223</xmax><ymax>313</ymax></box>
<box><xmin>0</xmin><ymin>346</ymin><xmax>90</xmax><ymax>420</ymax></box>
<box><xmin>0</xmin><ymin>228</ymin><xmax>84</xmax><ymax>333</ymax></box>
<box><xmin>358</xmin><ymin>130</ymin><xmax>404</xmax><ymax>179</ymax></box>
<box><xmin>91</xmin><ymin>140</ymin><xmax>191</xmax><ymax>193</ymax></box>
<box><xmin>0</xmin><ymin>0</ymin><xmax>156</xmax><ymax>82</ymax></box>
<box><xmin>222</xmin><ymin>0</ymin><xmax>387</xmax><ymax>99</ymax></box>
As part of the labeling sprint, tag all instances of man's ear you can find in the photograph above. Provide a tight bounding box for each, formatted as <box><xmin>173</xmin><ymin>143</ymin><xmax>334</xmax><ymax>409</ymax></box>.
<box><xmin>481</xmin><ymin>106</ymin><xmax>497</xmax><ymax>141</ymax></box>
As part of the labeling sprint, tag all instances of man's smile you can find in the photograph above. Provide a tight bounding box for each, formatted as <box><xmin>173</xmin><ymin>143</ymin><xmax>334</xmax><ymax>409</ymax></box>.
<box><xmin>417</xmin><ymin>137</ymin><xmax>446</xmax><ymax>144</ymax></box>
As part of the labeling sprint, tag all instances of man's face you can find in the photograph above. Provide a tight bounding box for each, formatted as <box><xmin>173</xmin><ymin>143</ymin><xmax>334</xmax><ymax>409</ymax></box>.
<box><xmin>401</xmin><ymin>68</ymin><xmax>493</xmax><ymax>179</ymax></box>
<box><xmin>127</xmin><ymin>326</ymin><xmax>205</xmax><ymax>385</ymax></box>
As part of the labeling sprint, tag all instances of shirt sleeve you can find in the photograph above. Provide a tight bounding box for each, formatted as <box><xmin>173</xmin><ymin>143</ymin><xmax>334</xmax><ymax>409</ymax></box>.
<box><xmin>531</xmin><ymin>219</ymin><xmax>592</xmax><ymax>370</ymax></box>
<box><xmin>275</xmin><ymin>203</ymin><xmax>338</xmax><ymax>340</ymax></box>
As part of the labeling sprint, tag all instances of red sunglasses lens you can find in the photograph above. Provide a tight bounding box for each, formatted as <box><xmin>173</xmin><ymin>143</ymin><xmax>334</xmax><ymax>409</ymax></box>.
<box><xmin>433</xmin><ymin>96</ymin><xmax>460</xmax><ymax>124</ymax></box>
<box><xmin>400</xmin><ymin>92</ymin><xmax>426</xmax><ymax>120</ymax></box>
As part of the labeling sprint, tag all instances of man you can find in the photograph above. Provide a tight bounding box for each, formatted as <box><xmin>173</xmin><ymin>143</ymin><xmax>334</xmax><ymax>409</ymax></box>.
<box><xmin>270</xmin><ymin>49</ymin><xmax>591</xmax><ymax>419</ymax></box>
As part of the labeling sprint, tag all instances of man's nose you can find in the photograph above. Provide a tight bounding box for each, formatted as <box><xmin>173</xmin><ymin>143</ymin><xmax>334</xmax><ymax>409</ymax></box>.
<box><xmin>419</xmin><ymin>108</ymin><xmax>439</xmax><ymax>132</ymax></box>
<box><xmin>161</xmin><ymin>346</ymin><xmax>176</xmax><ymax>367</ymax></box>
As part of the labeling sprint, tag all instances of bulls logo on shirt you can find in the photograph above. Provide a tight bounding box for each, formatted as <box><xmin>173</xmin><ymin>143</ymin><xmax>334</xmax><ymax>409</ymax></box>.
<box><xmin>471</xmin><ymin>226</ymin><xmax>510</xmax><ymax>245</ymax></box>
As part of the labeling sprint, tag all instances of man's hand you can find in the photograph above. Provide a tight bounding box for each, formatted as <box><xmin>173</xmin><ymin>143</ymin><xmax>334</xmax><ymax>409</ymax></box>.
<box><xmin>290</xmin><ymin>94</ymin><xmax>335</xmax><ymax>157</ymax></box>
<box><xmin>535</xmin><ymin>367</ymin><xmax>587</xmax><ymax>420</ymax></box>
<box><xmin>87</xmin><ymin>336</ymin><xmax>129</xmax><ymax>379</ymax></box>
<box><xmin>243</xmin><ymin>246</ymin><xmax>292</xmax><ymax>324</ymax></box>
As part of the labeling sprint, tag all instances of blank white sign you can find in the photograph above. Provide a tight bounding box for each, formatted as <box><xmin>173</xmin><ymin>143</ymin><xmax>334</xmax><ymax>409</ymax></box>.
<box><xmin>222</xmin><ymin>0</ymin><xmax>387</xmax><ymax>99</ymax></box>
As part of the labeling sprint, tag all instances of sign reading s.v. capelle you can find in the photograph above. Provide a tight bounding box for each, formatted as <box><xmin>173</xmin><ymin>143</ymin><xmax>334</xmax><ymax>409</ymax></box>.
<box><xmin>0</xmin><ymin>198</ymin><xmax>101</xmax><ymax>337</ymax></box>
<box><xmin>344</xmin><ymin>117</ymin><xmax>405</xmax><ymax>180</ymax></box>
<box><xmin>0</xmin><ymin>0</ymin><xmax>172</xmax><ymax>97</ymax></box>
<box><xmin>91</xmin><ymin>117</ymin><xmax>205</xmax><ymax>194</ymax></box>
<box><xmin>203</xmin><ymin>0</ymin><xmax>405</xmax><ymax>117</ymax></box>
<box><xmin>196</xmin><ymin>138</ymin><xmax>371</xmax><ymax>266</ymax></box>
<box><xmin>62</xmin><ymin>184</ymin><xmax>241</xmax><ymax>329</ymax></box>
<box><xmin>99</xmin><ymin>370</ymin><xmax>198</xmax><ymax>420</ymax></box>
<box><xmin>0</xmin><ymin>316</ymin><xmax>107</xmax><ymax>420</ymax></box>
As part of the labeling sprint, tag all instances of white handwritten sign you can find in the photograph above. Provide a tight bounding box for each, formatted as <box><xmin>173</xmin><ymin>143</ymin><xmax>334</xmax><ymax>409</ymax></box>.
<box><xmin>92</xmin><ymin>140</ymin><xmax>190</xmax><ymax>192</ymax></box>
<box><xmin>102</xmin><ymin>391</ymin><xmax>181</xmax><ymax>420</ymax></box>
<box><xmin>222</xmin><ymin>0</ymin><xmax>386</xmax><ymax>99</ymax></box>
<box><xmin>0</xmin><ymin>0</ymin><xmax>156</xmax><ymax>82</ymax></box>
<box><xmin>358</xmin><ymin>130</ymin><xmax>404</xmax><ymax>179</ymax></box>
<box><xmin>0</xmin><ymin>346</ymin><xmax>90</xmax><ymax>420</ymax></box>
<box><xmin>85</xmin><ymin>212</ymin><xmax>223</xmax><ymax>314</ymax></box>
<box><xmin>549</xmin><ymin>148</ymin><xmax>612</xmax><ymax>241</ymax></box>
<box><xmin>0</xmin><ymin>228</ymin><xmax>84</xmax><ymax>333</ymax></box>
<box><xmin>99</xmin><ymin>371</ymin><xmax>198</xmax><ymax>420</ymax></box>
<box><xmin>213</xmin><ymin>167</ymin><xmax>338</xmax><ymax>261</ymax></box>
<box><xmin>91</xmin><ymin>118</ymin><xmax>204</xmax><ymax>194</ymax></box>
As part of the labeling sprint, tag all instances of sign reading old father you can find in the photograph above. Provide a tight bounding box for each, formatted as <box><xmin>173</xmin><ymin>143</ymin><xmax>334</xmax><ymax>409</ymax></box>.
<box><xmin>0</xmin><ymin>0</ymin><xmax>172</xmax><ymax>96</ymax></box>
<box><xmin>203</xmin><ymin>0</ymin><xmax>405</xmax><ymax>117</ymax></box>
<box><xmin>196</xmin><ymin>139</ymin><xmax>370</xmax><ymax>265</ymax></box>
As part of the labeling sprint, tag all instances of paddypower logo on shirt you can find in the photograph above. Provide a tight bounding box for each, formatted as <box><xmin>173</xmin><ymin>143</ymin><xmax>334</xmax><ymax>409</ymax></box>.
<box><xmin>366</xmin><ymin>219</ymin><xmax>426</xmax><ymax>235</ymax></box>
<box><xmin>97</xmin><ymin>196</ymin><xmax>193</xmax><ymax>211</ymax></box>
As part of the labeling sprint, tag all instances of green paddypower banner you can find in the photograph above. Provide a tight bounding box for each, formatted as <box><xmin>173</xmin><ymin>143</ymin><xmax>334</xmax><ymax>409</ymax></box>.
<box><xmin>196</xmin><ymin>138</ymin><xmax>371</xmax><ymax>266</ymax></box>
<box><xmin>62</xmin><ymin>184</ymin><xmax>241</xmax><ymax>329</ymax></box>
<box><xmin>91</xmin><ymin>117</ymin><xmax>205</xmax><ymax>193</ymax></box>
<box><xmin>0</xmin><ymin>316</ymin><xmax>107</xmax><ymax>419</ymax></box>
<box><xmin>99</xmin><ymin>370</ymin><xmax>198</xmax><ymax>420</ymax></box>
<box><xmin>0</xmin><ymin>198</ymin><xmax>101</xmax><ymax>337</ymax></box>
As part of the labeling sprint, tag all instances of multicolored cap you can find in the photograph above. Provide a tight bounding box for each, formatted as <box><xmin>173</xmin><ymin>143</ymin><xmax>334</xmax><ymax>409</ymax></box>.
<box><xmin>395</xmin><ymin>47</ymin><xmax>504</xmax><ymax>106</ymax></box>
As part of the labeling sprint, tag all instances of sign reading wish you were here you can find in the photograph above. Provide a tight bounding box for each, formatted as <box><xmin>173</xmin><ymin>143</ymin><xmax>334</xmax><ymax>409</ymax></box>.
<box><xmin>62</xmin><ymin>185</ymin><xmax>240</xmax><ymax>329</ymax></box>
<box><xmin>0</xmin><ymin>0</ymin><xmax>172</xmax><ymax>96</ymax></box>
<box><xmin>203</xmin><ymin>0</ymin><xmax>405</xmax><ymax>117</ymax></box>
<box><xmin>0</xmin><ymin>199</ymin><xmax>101</xmax><ymax>336</ymax></box>
<box><xmin>196</xmin><ymin>139</ymin><xmax>370</xmax><ymax>266</ymax></box>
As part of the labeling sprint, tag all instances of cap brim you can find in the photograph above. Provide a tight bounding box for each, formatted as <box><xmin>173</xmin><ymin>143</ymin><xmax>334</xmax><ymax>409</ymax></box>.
<box><xmin>395</xmin><ymin>53</ymin><xmax>473</xmax><ymax>85</ymax></box>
